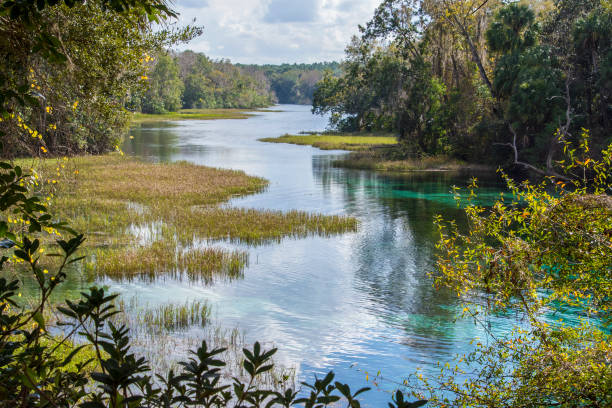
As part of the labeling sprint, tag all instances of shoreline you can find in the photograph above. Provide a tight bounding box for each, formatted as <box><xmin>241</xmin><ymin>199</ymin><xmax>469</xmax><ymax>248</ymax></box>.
<box><xmin>259</xmin><ymin>133</ymin><xmax>495</xmax><ymax>174</ymax></box>
<box><xmin>130</xmin><ymin>107</ymin><xmax>280</xmax><ymax>123</ymax></box>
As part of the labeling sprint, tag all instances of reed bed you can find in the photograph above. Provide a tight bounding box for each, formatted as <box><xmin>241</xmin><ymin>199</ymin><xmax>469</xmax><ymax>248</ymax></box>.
<box><xmin>144</xmin><ymin>300</ymin><xmax>211</xmax><ymax>331</ymax></box>
<box><xmin>22</xmin><ymin>154</ymin><xmax>357</xmax><ymax>281</ymax></box>
<box><xmin>259</xmin><ymin>133</ymin><xmax>398</xmax><ymax>151</ymax></box>
<box><xmin>93</xmin><ymin>240</ymin><xmax>248</xmax><ymax>282</ymax></box>
<box><xmin>171</xmin><ymin>207</ymin><xmax>358</xmax><ymax>245</ymax></box>
<box><xmin>116</xmin><ymin>298</ymin><xmax>212</xmax><ymax>332</ymax></box>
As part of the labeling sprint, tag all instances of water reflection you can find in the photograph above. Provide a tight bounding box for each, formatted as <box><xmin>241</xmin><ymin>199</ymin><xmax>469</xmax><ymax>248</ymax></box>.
<box><xmin>117</xmin><ymin>106</ymin><xmax>511</xmax><ymax>406</ymax></box>
<box><xmin>128</xmin><ymin>123</ymin><xmax>180</xmax><ymax>160</ymax></box>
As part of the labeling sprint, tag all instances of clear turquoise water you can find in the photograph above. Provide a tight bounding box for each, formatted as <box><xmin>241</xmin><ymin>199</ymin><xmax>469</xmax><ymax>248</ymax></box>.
<box><xmin>120</xmin><ymin>105</ymin><xmax>512</xmax><ymax>405</ymax></box>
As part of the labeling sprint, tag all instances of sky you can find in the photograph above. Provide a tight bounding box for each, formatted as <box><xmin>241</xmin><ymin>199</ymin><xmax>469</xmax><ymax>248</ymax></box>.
<box><xmin>172</xmin><ymin>0</ymin><xmax>381</xmax><ymax>64</ymax></box>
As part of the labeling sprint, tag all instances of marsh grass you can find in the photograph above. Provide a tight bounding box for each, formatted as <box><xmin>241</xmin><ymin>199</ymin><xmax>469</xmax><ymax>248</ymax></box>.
<box><xmin>24</xmin><ymin>154</ymin><xmax>356</xmax><ymax>281</ymax></box>
<box><xmin>259</xmin><ymin>133</ymin><xmax>493</xmax><ymax>173</ymax></box>
<box><xmin>259</xmin><ymin>133</ymin><xmax>398</xmax><ymax>151</ymax></box>
<box><xmin>333</xmin><ymin>150</ymin><xmax>492</xmax><ymax>172</ymax></box>
<box><xmin>171</xmin><ymin>207</ymin><xmax>358</xmax><ymax>245</ymax></box>
<box><xmin>94</xmin><ymin>240</ymin><xmax>248</xmax><ymax>282</ymax></box>
<box><xmin>131</xmin><ymin>108</ymin><xmax>257</xmax><ymax>123</ymax></box>
<box><xmin>112</xmin><ymin>298</ymin><xmax>296</xmax><ymax>390</ymax></box>
<box><xmin>116</xmin><ymin>298</ymin><xmax>212</xmax><ymax>332</ymax></box>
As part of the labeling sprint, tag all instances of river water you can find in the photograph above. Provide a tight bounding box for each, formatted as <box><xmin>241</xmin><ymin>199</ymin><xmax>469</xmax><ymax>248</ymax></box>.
<box><xmin>121</xmin><ymin>105</ymin><xmax>509</xmax><ymax>405</ymax></box>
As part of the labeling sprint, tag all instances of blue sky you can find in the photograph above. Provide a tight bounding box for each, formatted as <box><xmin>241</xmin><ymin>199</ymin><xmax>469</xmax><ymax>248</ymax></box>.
<box><xmin>173</xmin><ymin>0</ymin><xmax>380</xmax><ymax>64</ymax></box>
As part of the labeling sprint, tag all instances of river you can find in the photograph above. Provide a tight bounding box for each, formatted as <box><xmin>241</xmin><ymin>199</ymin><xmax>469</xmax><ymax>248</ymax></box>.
<box><xmin>120</xmin><ymin>104</ymin><xmax>509</xmax><ymax>406</ymax></box>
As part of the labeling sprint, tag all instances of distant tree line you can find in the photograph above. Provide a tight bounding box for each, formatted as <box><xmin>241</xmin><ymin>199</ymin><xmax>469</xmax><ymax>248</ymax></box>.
<box><xmin>238</xmin><ymin>62</ymin><xmax>341</xmax><ymax>105</ymax></box>
<box><xmin>130</xmin><ymin>51</ymin><xmax>275</xmax><ymax>113</ymax></box>
<box><xmin>131</xmin><ymin>53</ymin><xmax>341</xmax><ymax>114</ymax></box>
<box><xmin>313</xmin><ymin>0</ymin><xmax>612</xmax><ymax>173</ymax></box>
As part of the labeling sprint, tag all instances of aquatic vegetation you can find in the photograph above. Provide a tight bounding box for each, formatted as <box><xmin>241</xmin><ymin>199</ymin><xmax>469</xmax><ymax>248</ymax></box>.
<box><xmin>112</xmin><ymin>298</ymin><xmax>296</xmax><ymax>388</ymax></box>
<box><xmin>24</xmin><ymin>154</ymin><xmax>357</xmax><ymax>281</ymax></box>
<box><xmin>93</xmin><ymin>240</ymin><xmax>248</xmax><ymax>282</ymax></box>
<box><xmin>131</xmin><ymin>108</ymin><xmax>258</xmax><ymax>123</ymax></box>
<box><xmin>171</xmin><ymin>207</ymin><xmax>358</xmax><ymax>245</ymax></box>
<box><xmin>117</xmin><ymin>298</ymin><xmax>212</xmax><ymax>332</ymax></box>
<box><xmin>259</xmin><ymin>133</ymin><xmax>398</xmax><ymax>151</ymax></box>
<box><xmin>332</xmin><ymin>151</ymin><xmax>488</xmax><ymax>172</ymax></box>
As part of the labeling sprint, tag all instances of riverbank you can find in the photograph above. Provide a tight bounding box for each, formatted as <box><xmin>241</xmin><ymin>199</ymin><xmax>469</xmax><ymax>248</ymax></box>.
<box><xmin>258</xmin><ymin>133</ymin><xmax>398</xmax><ymax>151</ymax></box>
<box><xmin>259</xmin><ymin>133</ymin><xmax>493</xmax><ymax>172</ymax></box>
<box><xmin>23</xmin><ymin>155</ymin><xmax>357</xmax><ymax>282</ymax></box>
<box><xmin>131</xmin><ymin>108</ymin><xmax>276</xmax><ymax>123</ymax></box>
<box><xmin>332</xmin><ymin>150</ymin><xmax>493</xmax><ymax>172</ymax></box>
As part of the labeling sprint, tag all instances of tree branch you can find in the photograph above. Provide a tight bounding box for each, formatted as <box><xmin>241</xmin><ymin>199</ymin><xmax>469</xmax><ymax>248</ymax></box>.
<box><xmin>496</xmin><ymin>123</ymin><xmax>572</xmax><ymax>182</ymax></box>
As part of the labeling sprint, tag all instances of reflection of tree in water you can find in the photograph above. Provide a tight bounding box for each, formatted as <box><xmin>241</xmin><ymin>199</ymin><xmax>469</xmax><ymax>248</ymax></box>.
<box><xmin>125</xmin><ymin>124</ymin><xmax>180</xmax><ymax>162</ymax></box>
<box><xmin>312</xmin><ymin>156</ymin><xmax>504</xmax><ymax>351</ymax></box>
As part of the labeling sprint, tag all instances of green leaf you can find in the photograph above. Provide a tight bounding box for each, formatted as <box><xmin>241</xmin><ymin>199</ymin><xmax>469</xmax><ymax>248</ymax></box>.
<box><xmin>32</xmin><ymin>311</ymin><xmax>46</xmax><ymax>330</ymax></box>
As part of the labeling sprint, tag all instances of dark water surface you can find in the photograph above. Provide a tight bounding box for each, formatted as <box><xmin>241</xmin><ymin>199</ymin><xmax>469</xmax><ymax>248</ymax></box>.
<box><xmin>121</xmin><ymin>105</ymin><xmax>509</xmax><ymax>405</ymax></box>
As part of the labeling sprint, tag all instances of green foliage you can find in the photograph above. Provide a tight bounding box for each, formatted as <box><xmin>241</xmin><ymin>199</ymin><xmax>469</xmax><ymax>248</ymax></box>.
<box><xmin>141</xmin><ymin>53</ymin><xmax>184</xmax><ymax>114</ymax></box>
<box><xmin>0</xmin><ymin>0</ymin><xmax>199</xmax><ymax>157</ymax></box>
<box><xmin>422</xmin><ymin>135</ymin><xmax>612</xmax><ymax>406</ymax></box>
<box><xmin>238</xmin><ymin>62</ymin><xmax>340</xmax><ymax>105</ymax></box>
<box><xmin>134</xmin><ymin>51</ymin><xmax>276</xmax><ymax>112</ymax></box>
<box><xmin>314</xmin><ymin>0</ymin><xmax>612</xmax><ymax>172</ymax></box>
<box><xmin>0</xmin><ymin>160</ymin><xmax>423</xmax><ymax>408</ymax></box>
<box><xmin>134</xmin><ymin>53</ymin><xmax>340</xmax><ymax>113</ymax></box>
<box><xmin>486</xmin><ymin>3</ymin><xmax>538</xmax><ymax>54</ymax></box>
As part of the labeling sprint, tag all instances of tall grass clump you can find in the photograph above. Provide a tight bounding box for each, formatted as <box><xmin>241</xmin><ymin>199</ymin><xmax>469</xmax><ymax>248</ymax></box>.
<box><xmin>144</xmin><ymin>300</ymin><xmax>212</xmax><ymax>331</ymax></box>
<box><xmin>92</xmin><ymin>240</ymin><xmax>248</xmax><ymax>283</ymax></box>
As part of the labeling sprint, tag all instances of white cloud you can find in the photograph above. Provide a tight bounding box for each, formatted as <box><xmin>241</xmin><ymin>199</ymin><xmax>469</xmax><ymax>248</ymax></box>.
<box><xmin>171</xmin><ymin>0</ymin><xmax>381</xmax><ymax>64</ymax></box>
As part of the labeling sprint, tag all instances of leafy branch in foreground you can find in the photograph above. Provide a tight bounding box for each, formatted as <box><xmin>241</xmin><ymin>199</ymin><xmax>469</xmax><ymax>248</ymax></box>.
<box><xmin>418</xmin><ymin>133</ymin><xmax>612</xmax><ymax>407</ymax></box>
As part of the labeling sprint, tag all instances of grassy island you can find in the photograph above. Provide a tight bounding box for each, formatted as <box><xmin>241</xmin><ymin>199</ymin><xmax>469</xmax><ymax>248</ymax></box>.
<box><xmin>259</xmin><ymin>133</ymin><xmax>492</xmax><ymax>173</ymax></box>
<box><xmin>258</xmin><ymin>133</ymin><xmax>398</xmax><ymax>151</ymax></box>
<box><xmin>131</xmin><ymin>108</ymin><xmax>259</xmax><ymax>123</ymax></box>
<box><xmin>23</xmin><ymin>155</ymin><xmax>357</xmax><ymax>282</ymax></box>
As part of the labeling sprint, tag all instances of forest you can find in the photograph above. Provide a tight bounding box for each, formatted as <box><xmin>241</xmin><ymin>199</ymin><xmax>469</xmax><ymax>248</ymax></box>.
<box><xmin>130</xmin><ymin>52</ymin><xmax>339</xmax><ymax>114</ymax></box>
<box><xmin>313</xmin><ymin>0</ymin><xmax>612</xmax><ymax>175</ymax></box>
<box><xmin>131</xmin><ymin>51</ymin><xmax>275</xmax><ymax>113</ymax></box>
<box><xmin>237</xmin><ymin>62</ymin><xmax>341</xmax><ymax>105</ymax></box>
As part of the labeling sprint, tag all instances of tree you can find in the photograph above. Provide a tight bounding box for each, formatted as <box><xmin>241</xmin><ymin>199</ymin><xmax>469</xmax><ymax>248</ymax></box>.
<box><xmin>0</xmin><ymin>0</ymin><xmax>197</xmax><ymax>156</ymax></box>
<box><xmin>314</xmin><ymin>0</ymin><xmax>610</xmax><ymax>170</ymax></box>
<box><xmin>142</xmin><ymin>53</ymin><xmax>183</xmax><ymax>114</ymax></box>
<box><xmin>421</xmin><ymin>134</ymin><xmax>612</xmax><ymax>406</ymax></box>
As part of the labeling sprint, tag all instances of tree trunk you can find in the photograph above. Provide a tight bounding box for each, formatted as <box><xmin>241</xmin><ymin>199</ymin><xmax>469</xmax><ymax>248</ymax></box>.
<box><xmin>451</xmin><ymin>14</ymin><xmax>494</xmax><ymax>95</ymax></box>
